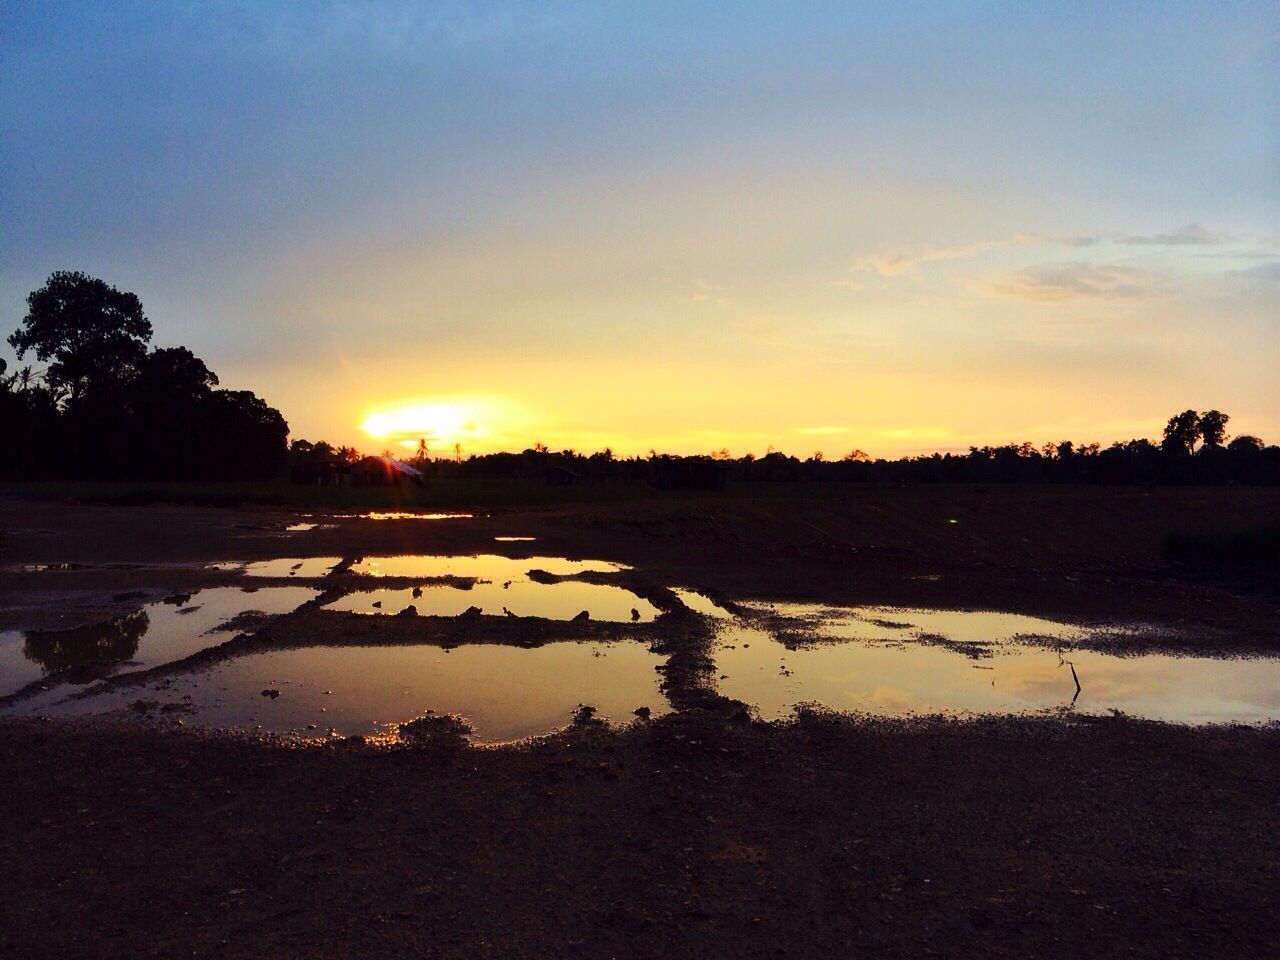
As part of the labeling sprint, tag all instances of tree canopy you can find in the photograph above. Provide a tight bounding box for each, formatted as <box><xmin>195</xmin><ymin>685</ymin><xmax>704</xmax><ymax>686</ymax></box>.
<box><xmin>2</xmin><ymin>272</ymin><xmax>288</xmax><ymax>480</ymax></box>
<box><xmin>7</xmin><ymin>271</ymin><xmax>153</xmax><ymax>409</ymax></box>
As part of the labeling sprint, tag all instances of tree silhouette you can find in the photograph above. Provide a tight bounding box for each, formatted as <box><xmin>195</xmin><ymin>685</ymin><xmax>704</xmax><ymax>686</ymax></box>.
<box><xmin>4</xmin><ymin>272</ymin><xmax>289</xmax><ymax>480</ymax></box>
<box><xmin>138</xmin><ymin>346</ymin><xmax>219</xmax><ymax>399</ymax></box>
<box><xmin>1197</xmin><ymin>410</ymin><xmax>1230</xmax><ymax>449</ymax></box>
<box><xmin>23</xmin><ymin>610</ymin><xmax>148</xmax><ymax>676</ymax></box>
<box><xmin>7</xmin><ymin>271</ymin><xmax>152</xmax><ymax>410</ymax></box>
<box><xmin>1162</xmin><ymin>409</ymin><xmax>1201</xmax><ymax>455</ymax></box>
<box><xmin>1228</xmin><ymin>435</ymin><xmax>1263</xmax><ymax>453</ymax></box>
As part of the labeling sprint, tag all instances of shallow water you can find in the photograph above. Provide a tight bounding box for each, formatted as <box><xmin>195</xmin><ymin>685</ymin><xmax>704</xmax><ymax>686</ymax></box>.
<box><xmin>716</xmin><ymin>624</ymin><xmax>1280</xmax><ymax>725</ymax></box>
<box><xmin>6</xmin><ymin>561</ymin><xmax>1277</xmax><ymax>732</ymax></box>
<box><xmin>354</xmin><ymin>512</ymin><xmax>474</xmax><ymax>521</ymax></box>
<box><xmin>744</xmin><ymin>602</ymin><xmax>1100</xmax><ymax>648</ymax></box>
<box><xmin>325</xmin><ymin>580</ymin><xmax>660</xmax><ymax>622</ymax></box>
<box><xmin>349</xmin><ymin>554</ymin><xmax>628</xmax><ymax>579</ymax></box>
<box><xmin>0</xmin><ymin>586</ymin><xmax>318</xmax><ymax>695</ymax></box>
<box><xmin>20</xmin><ymin>640</ymin><xmax>667</xmax><ymax>742</ymax></box>
<box><xmin>493</xmin><ymin>536</ymin><xmax>537</xmax><ymax>542</ymax></box>
<box><xmin>212</xmin><ymin>557</ymin><xmax>343</xmax><ymax>578</ymax></box>
<box><xmin>672</xmin><ymin>588</ymin><xmax>735</xmax><ymax>620</ymax></box>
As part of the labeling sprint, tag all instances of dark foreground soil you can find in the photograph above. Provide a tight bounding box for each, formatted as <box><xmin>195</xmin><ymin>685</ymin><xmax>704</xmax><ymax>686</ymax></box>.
<box><xmin>1</xmin><ymin>713</ymin><xmax>1277</xmax><ymax>960</ymax></box>
<box><xmin>1</xmin><ymin>485</ymin><xmax>1278</xmax><ymax>958</ymax></box>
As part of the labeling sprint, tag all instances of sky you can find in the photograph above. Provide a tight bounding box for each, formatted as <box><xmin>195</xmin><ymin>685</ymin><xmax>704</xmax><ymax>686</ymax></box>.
<box><xmin>1</xmin><ymin>1</ymin><xmax>1277</xmax><ymax>457</ymax></box>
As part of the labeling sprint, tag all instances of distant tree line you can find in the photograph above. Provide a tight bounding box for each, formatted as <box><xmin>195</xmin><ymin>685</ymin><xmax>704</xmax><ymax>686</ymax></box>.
<box><xmin>1</xmin><ymin>272</ymin><xmax>288</xmax><ymax>480</ymax></box>
<box><xmin>295</xmin><ymin>408</ymin><xmax>1278</xmax><ymax>489</ymax></box>
<box><xmin>4</xmin><ymin>272</ymin><xmax>1275</xmax><ymax>488</ymax></box>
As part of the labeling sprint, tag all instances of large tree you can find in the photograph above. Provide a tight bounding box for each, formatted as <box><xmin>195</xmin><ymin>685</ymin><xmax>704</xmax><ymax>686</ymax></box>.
<box><xmin>1161</xmin><ymin>409</ymin><xmax>1201</xmax><ymax>455</ymax></box>
<box><xmin>1197</xmin><ymin>410</ymin><xmax>1230</xmax><ymax>449</ymax></box>
<box><xmin>7</xmin><ymin>271</ymin><xmax>152</xmax><ymax>409</ymax></box>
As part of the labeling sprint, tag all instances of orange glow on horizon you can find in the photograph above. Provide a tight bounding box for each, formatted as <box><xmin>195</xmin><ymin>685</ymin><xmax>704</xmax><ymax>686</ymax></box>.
<box><xmin>358</xmin><ymin>395</ymin><xmax>539</xmax><ymax>454</ymax></box>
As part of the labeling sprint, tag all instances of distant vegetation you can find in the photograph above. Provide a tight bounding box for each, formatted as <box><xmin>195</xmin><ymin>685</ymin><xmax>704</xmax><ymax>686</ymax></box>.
<box><xmin>2</xmin><ymin>272</ymin><xmax>287</xmax><ymax>480</ymax></box>
<box><xmin>3</xmin><ymin>271</ymin><xmax>1277</xmax><ymax>488</ymax></box>
<box><xmin>293</xmin><ymin>409</ymin><xmax>1278</xmax><ymax>489</ymax></box>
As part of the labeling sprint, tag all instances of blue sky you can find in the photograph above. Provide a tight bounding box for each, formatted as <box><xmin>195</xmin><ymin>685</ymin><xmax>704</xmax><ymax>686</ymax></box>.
<box><xmin>2</xmin><ymin>1</ymin><xmax>1276</xmax><ymax>454</ymax></box>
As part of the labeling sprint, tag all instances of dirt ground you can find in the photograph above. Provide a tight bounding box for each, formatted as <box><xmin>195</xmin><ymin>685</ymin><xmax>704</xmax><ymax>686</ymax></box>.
<box><xmin>1</xmin><ymin>484</ymin><xmax>1278</xmax><ymax>958</ymax></box>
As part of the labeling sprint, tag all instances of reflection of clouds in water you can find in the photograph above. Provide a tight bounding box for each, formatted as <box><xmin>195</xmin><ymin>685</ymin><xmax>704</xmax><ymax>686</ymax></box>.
<box><xmin>326</xmin><ymin>580</ymin><xmax>659</xmax><ymax>622</ymax></box>
<box><xmin>351</xmin><ymin>554</ymin><xmax>627</xmax><ymax>579</ymax></box>
<box><xmin>719</xmin><ymin>622</ymin><xmax>1280</xmax><ymax>725</ymax></box>
<box><xmin>14</xmin><ymin>641</ymin><xmax>670</xmax><ymax>743</ymax></box>
<box><xmin>1003</xmin><ymin>659</ymin><xmax>1147</xmax><ymax>701</ymax></box>
<box><xmin>864</xmin><ymin>686</ymin><xmax>915</xmax><ymax>714</ymax></box>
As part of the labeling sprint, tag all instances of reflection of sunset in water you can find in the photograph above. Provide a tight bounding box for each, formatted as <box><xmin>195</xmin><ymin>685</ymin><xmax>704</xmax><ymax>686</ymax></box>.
<box><xmin>718</xmin><ymin>625</ymin><xmax>1280</xmax><ymax>725</ymax></box>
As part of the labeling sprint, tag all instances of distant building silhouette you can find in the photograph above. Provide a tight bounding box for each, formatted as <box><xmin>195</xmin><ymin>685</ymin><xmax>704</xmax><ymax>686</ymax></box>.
<box><xmin>350</xmin><ymin>455</ymin><xmax>424</xmax><ymax>487</ymax></box>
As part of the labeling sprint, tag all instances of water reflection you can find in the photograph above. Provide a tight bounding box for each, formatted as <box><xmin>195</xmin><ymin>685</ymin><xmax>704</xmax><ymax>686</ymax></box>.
<box><xmin>350</xmin><ymin>554</ymin><xmax>628</xmax><ymax>579</ymax></box>
<box><xmin>744</xmin><ymin>602</ymin><xmax>1101</xmax><ymax>649</ymax></box>
<box><xmin>354</xmin><ymin>512</ymin><xmax>473</xmax><ymax>521</ymax></box>
<box><xmin>0</xmin><ymin>587</ymin><xmax>319</xmax><ymax>695</ymax></box>
<box><xmin>18</xmin><ymin>641</ymin><xmax>668</xmax><ymax>742</ymax></box>
<box><xmin>23</xmin><ymin>610</ymin><xmax>148</xmax><ymax>676</ymax></box>
<box><xmin>212</xmin><ymin>557</ymin><xmax>343</xmax><ymax>578</ymax></box>
<box><xmin>326</xmin><ymin>580</ymin><xmax>660</xmax><ymax>622</ymax></box>
<box><xmin>716</xmin><ymin>626</ymin><xmax>1280</xmax><ymax>725</ymax></box>
<box><xmin>672</xmin><ymin>588</ymin><xmax>734</xmax><ymax>620</ymax></box>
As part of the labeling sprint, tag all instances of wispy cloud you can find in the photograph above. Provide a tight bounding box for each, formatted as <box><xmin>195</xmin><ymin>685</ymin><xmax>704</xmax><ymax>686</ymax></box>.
<box><xmin>1227</xmin><ymin>261</ymin><xmax>1280</xmax><ymax>287</ymax></box>
<box><xmin>1014</xmin><ymin>232</ymin><xmax>1102</xmax><ymax>248</ymax></box>
<box><xmin>853</xmin><ymin>226</ymin><xmax>1227</xmax><ymax>283</ymax></box>
<box><xmin>1117</xmin><ymin>223</ymin><xmax>1222</xmax><ymax>246</ymax></box>
<box><xmin>854</xmin><ymin>241</ymin><xmax>997</xmax><ymax>277</ymax></box>
<box><xmin>795</xmin><ymin>425</ymin><xmax>849</xmax><ymax>436</ymax></box>
<box><xmin>976</xmin><ymin>262</ymin><xmax>1160</xmax><ymax>302</ymax></box>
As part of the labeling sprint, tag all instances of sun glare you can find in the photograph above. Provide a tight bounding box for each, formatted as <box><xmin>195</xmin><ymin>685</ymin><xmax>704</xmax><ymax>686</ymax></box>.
<box><xmin>361</xmin><ymin>403</ymin><xmax>467</xmax><ymax>442</ymax></box>
<box><xmin>358</xmin><ymin>395</ymin><xmax>536</xmax><ymax>454</ymax></box>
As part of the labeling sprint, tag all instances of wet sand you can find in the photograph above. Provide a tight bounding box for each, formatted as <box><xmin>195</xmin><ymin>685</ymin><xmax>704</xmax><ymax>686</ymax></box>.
<box><xmin>1</xmin><ymin>485</ymin><xmax>1277</xmax><ymax>957</ymax></box>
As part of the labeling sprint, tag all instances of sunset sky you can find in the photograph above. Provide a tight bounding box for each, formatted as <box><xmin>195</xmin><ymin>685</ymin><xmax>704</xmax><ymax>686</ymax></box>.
<box><xmin>2</xmin><ymin>2</ymin><xmax>1276</xmax><ymax>457</ymax></box>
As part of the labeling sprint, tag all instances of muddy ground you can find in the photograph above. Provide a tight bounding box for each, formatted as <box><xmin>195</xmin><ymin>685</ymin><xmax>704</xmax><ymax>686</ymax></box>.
<box><xmin>1</xmin><ymin>484</ymin><xmax>1278</xmax><ymax>958</ymax></box>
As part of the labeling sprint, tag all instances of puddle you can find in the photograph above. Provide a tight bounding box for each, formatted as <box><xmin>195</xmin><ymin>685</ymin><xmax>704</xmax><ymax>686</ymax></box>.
<box><xmin>745</xmin><ymin>602</ymin><xmax>1101</xmax><ymax>651</ymax></box>
<box><xmin>494</xmin><ymin>536</ymin><xmax>537</xmax><ymax>542</ymax></box>
<box><xmin>346</xmin><ymin>512</ymin><xmax>474</xmax><ymax>521</ymax></box>
<box><xmin>717</xmin><ymin>622</ymin><xmax>1280</xmax><ymax>725</ymax></box>
<box><xmin>0</xmin><ymin>587</ymin><xmax>319</xmax><ymax>695</ymax></box>
<box><xmin>285</xmin><ymin>523</ymin><xmax>319</xmax><ymax>532</ymax></box>
<box><xmin>349</xmin><ymin>554</ymin><xmax>628</xmax><ymax>579</ymax></box>
<box><xmin>326</xmin><ymin>580</ymin><xmax>660</xmax><ymax>622</ymax></box>
<box><xmin>2</xmin><ymin>563</ymin><xmax>87</xmax><ymax>573</ymax></box>
<box><xmin>672</xmin><ymin>588</ymin><xmax>734</xmax><ymax>619</ymax></box>
<box><xmin>212</xmin><ymin>557</ymin><xmax>343</xmax><ymax>578</ymax></box>
<box><xmin>12</xmin><ymin>641</ymin><xmax>667</xmax><ymax>742</ymax></box>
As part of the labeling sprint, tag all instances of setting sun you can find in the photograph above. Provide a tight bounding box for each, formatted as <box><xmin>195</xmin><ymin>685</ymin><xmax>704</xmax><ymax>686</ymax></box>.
<box><xmin>361</xmin><ymin>402</ymin><xmax>468</xmax><ymax>444</ymax></box>
<box><xmin>358</xmin><ymin>395</ymin><xmax>537</xmax><ymax>454</ymax></box>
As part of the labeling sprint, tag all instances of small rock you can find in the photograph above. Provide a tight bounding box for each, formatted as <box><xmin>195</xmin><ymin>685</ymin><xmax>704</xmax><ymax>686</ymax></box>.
<box><xmin>633</xmin><ymin>706</ymin><xmax>651</xmax><ymax>719</ymax></box>
<box><xmin>260</xmin><ymin>688</ymin><xmax>281</xmax><ymax>699</ymax></box>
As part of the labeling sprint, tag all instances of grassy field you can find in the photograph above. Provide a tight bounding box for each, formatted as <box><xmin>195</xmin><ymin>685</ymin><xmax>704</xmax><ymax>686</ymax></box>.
<box><xmin>0</xmin><ymin>478</ymin><xmax>673</xmax><ymax>510</ymax></box>
<box><xmin>6</xmin><ymin>478</ymin><xmax>1280</xmax><ymax>524</ymax></box>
